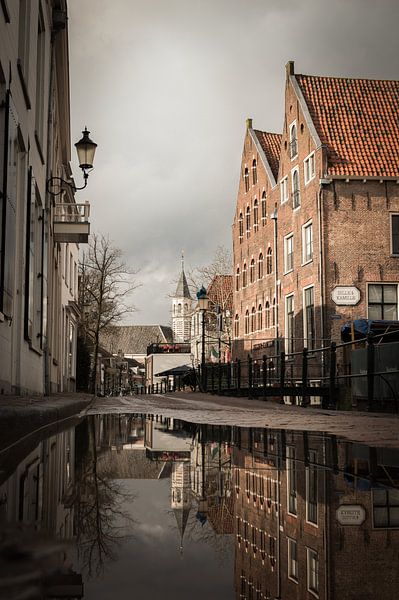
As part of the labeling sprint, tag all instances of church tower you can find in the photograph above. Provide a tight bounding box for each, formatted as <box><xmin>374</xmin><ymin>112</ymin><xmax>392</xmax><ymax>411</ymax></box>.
<box><xmin>172</xmin><ymin>254</ymin><xmax>192</xmax><ymax>343</ymax></box>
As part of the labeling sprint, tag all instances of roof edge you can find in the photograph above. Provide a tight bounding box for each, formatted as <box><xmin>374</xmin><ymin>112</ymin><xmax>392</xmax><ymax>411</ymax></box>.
<box><xmin>248</xmin><ymin>128</ymin><xmax>278</xmax><ymax>188</ymax></box>
<box><xmin>289</xmin><ymin>74</ymin><xmax>322</xmax><ymax>151</ymax></box>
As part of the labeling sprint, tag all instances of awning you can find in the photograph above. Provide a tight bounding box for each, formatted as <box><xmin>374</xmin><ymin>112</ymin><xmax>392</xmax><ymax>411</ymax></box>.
<box><xmin>154</xmin><ymin>365</ymin><xmax>192</xmax><ymax>377</ymax></box>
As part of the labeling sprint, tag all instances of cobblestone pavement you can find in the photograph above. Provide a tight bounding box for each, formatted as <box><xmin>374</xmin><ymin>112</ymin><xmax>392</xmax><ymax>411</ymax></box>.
<box><xmin>87</xmin><ymin>391</ymin><xmax>399</xmax><ymax>448</ymax></box>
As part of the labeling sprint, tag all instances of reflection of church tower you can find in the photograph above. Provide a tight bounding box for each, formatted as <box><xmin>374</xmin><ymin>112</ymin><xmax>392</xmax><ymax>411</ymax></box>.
<box><xmin>172</xmin><ymin>254</ymin><xmax>192</xmax><ymax>342</ymax></box>
<box><xmin>171</xmin><ymin>461</ymin><xmax>192</xmax><ymax>551</ymax></box>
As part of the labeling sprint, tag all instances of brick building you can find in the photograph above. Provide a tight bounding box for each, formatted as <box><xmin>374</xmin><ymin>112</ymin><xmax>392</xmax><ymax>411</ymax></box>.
<box><xmin>232</xmin><ymin>62</ymin><xmax>399</xmax><ymax>364</ymax></box>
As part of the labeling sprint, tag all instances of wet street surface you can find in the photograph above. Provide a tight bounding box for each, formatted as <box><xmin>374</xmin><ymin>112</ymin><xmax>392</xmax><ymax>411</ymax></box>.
<box><xmin>1</xmin><ymin>393</ymin><xmax>399</xmax><ymax>599</ymax></box>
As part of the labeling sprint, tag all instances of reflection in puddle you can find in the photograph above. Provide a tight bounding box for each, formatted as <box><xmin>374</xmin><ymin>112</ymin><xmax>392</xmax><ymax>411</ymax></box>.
<box><xmin>1</xmin><ymin>413</ymin><xmax>399</xmax><ymax>598</ymax></box>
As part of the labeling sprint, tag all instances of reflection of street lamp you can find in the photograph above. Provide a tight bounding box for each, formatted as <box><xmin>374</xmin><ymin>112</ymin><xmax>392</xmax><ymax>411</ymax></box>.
<box><xmin>196</xmin><ymin>286</ymin><xmax>209</xmax><ymax>391</ymax></box>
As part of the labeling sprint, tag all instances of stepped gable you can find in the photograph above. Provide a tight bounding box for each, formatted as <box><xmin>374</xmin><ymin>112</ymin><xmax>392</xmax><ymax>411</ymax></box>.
<box><xmin>101</xmin><ymin>324</ymin><xmax>173</xmax><ymax>356</ymax></box>
<box><xmin>253</xmin><ymin>130</ymin><xmax>282</xmax><ymax>181</ymax></box>
<box><xmin>296</xmin><ymin>73</ymin><xmax>399</xmax><ymax>177</ymax></box>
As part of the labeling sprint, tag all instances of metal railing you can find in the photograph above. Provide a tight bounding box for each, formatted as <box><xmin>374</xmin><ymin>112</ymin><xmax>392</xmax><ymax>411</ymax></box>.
<box><xmin>54</xmin><ymin>202</ymin><xmax>90</xmax><ymax>223</ymax></box>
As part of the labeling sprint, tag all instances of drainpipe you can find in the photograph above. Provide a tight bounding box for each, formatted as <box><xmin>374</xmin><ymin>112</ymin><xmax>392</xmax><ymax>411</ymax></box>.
<box><xmin>271</xmin><ymin>209</ymin><xmax>279</xmax><ymax>348</ymax></box>
<box><xmin>317</xmin><ymin>186</ymin><xmax>326</xmax><ymax>378</ymax></box>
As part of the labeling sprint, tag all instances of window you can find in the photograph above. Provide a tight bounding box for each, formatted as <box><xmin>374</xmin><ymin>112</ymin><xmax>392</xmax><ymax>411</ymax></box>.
<box><xmin>250</xmin><ymin>258</ymin><xmax>255</xmax><ymax>284</ymax></box>
<box><xmin>246</xmin><ymin>206</ymin><xmax>251</xmax><ymax>237</ymax></box>
<box><xmin>391</xmin><ymin>214</ymin><xmax>399</xmax><ymax>255</ymax></box>
<box><xmin>285</xmin><ymin>295</ymin><xmax>295</xmax><ymax>354</ymax></box>
<box><xmin>265</xmin><ymin>302</ymin><xmax>270</xmax><ymax>329</ymax></box>
<box><xmin>239</xmin><ymin>212</ymin><xmax>243</xmax><ymax>240</ymax></box>
<box><xmin>242</xmin><ymin>263</ymin><xmax>247</xmax><ymax>288</ymax></box>
<box><xmin>288</xmin><ymin>539</ymin><xmax>298</xmax><ymax>582</ymax></box>
<box><xmin>252</xmin><ymin>159</ymin><xmax>257</xmax><ymax>185</ymax></box>
<box><xmin>257</xmin><ymin>304</ymin><xmax>263</xmax><ymax>330</ymax></box>
<box><xmin>304</xmin><ymin>152</ymin><xmax>315</xmax><ymax>184</ymax></box>
<box><xmin>244</xmin><ymin>167</ymin><xmax>249</xmax><ymax>192</ymax></box>
<box><xmin>234</xmin><ymin>314</ymin><xmax>240</xmax><ymax>338</ymax></box>
<box><xmin>290</xmin><ymin>122</ymin><xmax>298</xmax><ymax>159</ymax></box>
<box><xmin>307</xmin><ymin>549</ymin><xmax>319</xmax><ymax>596</ymax></box>
<box><xmin>258</xmin><ymin>253</ymin><xmax>263</xmax><ymax>279</ymax></box>
<box><xmin>292</xmin><ymin>168</ymin><xmax>300</xmax><ymax>208</ymax></box>
<box><xmin>302</xmin><ymin>221</ymin><xmax>313</xmax><ymax>263</ymax></box>
<box><xmin>18</xmin><ymin>0</ymin><xmax>31</xmax><ymax>84</ymax></box>
<box><xmin>35</xmin><ymin>7</ymin><xmax>45</xmax><ymax>145</ymax></box>
<box><xmin>280</xmin><ymin>176</ymin><xmax>288</xmax><ymax>204</ymax></box>
<box><xmin>266</xmin><ymin>248</ymin><xmax>273</xmax><ymax>274</ymax></box>
<box><xmin>251</xmin><ymin>307</ymin><xmax>256</xmax><ymax>332</ymax></box>
<box><xmin>286</xmin><ymin>446</ymin><xmax>297</xmax><ymax>515</ymax></box>
<box><xmin>284</xmin><ymin>234</ymin><xmax>294</xmax><ymax>273</ymax></box>
<box><xmin>373</xmin><ymin>488</ymin><xmax>399</xmax><ymax>528</ymax></box>
<box><xmin>306</xmin><ymin>450</ymin><xmax>318</xmax><ymax>525</ymax></box>
<box><xmin>253</xmin><ymin>199</ymin><xmax>259</xmax><ymax>231</ymax></box>
<box><xmin>245</xmin><ymin>310</ymin><xmax>249</xmax><ymax>335</ymax></box>
<box><xmin>368</xmin><ymin>284</ymin><xmax>398</xmax><ymax>320</ymax></box>
<box><xmin>236</xmin><ymin>267</ymin><xmax>240</xmax><ymax>291</ymax></box>
<box><xmin>304</xmin><ymin>286</ymin><xmax>316</xmax><ymax>350</ymax></box>
<box><xmin>261</xmin><ymin>191</ymin><xmax>267</xmax><ymax>224</ymax></box>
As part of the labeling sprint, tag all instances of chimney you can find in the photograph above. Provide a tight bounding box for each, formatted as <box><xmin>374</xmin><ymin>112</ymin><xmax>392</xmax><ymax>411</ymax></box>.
<box><xmin>246</xmin><ymin>118</ymin><xmax>253</xmax><ymax>130</ymax></box>
<box><xmin>285</xmin><ymin>61</ymin><xmax>295</xmax><ymax>77</ymax></box>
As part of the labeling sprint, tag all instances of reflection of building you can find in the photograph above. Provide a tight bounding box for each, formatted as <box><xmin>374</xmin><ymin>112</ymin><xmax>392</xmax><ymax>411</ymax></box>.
<box><xmin>232</xmin><ymin>427</ymin><xmax>399</xmax><ymax>600</ymax></box>
<box><xmin>171</xmin><ymin>461</ymin><xmax>192</xmax><ymax>549</ymax></box>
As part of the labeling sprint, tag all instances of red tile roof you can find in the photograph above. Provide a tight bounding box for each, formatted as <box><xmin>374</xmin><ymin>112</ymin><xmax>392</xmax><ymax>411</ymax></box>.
<box><xmin>253</xmin><ymin>130</ymin><xmax>282</xmax><ymax>181</ymax></box>
<box><xmin>296</xmin><ymin>74</ymin><xmax>399</xmax><ymax>177</ymax></box>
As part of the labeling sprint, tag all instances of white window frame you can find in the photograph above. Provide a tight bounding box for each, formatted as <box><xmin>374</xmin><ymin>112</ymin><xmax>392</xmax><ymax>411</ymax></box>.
<box><xmin>303</xmin><ymin>285</ymin><xmax>316</xmax><ymax>352</ymax></box>
<box><xmin>307</xmin><ymin>548</ymin><xmax>319</xmax><ymax>597</ymax></box>
<box><xmin>287</xmin><ymin>538</ymin><xmax>299</xmax><ymax>583</ymax></box>
<box><xmin>304</xmin><ymin>151</ymin><xmax>315</xmax><ymax>184</ymax></box>
<box><xmin>291</xmin><ymin>167</ymin><xmax>301</xmax><ymax>210</ymax></box>
<box><xmin>390</xmin><ymin>213</ymin><xmax>399</xmax><ymax>256</ymax></box>
<box><xmin>284</xmin><ymin>233</ymin><xmax>294</xmax><ymax>274</ymax></box>
<box><xmin>289</xmin><ymin>121</ymin><xmax>298</xmax><ymax>160</ymax></box>
<box><xmin>302</xmin><ymin>220</ymin><xmax>313</xmax><ymax>264</ymax></box>
<box><xmin>285</xmin><ymin>294</ymin><xmax>295</xmax><ymax>356</ymax></box>
<box><xmin>280</xmin><ymin>176</ymin><xmax>288</xmax><ymax>204</ymax></box>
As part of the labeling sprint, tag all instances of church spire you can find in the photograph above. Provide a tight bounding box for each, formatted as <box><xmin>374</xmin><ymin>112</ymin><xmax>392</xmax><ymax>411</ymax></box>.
<box><xmin>175</xmin><ymin>251</ymin><xmax>191</xmax><ymax>299</ymax></box>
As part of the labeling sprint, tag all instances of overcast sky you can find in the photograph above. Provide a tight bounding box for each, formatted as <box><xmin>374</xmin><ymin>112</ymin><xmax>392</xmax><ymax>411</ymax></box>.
<box><xmin>68</xmin><ymin>0</ymin><xmax>399</xmax><ymax>325</ymax></box>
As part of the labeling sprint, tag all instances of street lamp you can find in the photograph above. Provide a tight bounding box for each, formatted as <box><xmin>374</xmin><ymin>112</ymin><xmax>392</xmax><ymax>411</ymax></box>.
<box><xmin>47</xmin><ymin>127</ymin><xmax>97</xmax><ymax>196</ymax></box>
<box><xmin>196</xmin><ymin>286</ymin><xmax>209</xmax><ymax>391</ymax></box>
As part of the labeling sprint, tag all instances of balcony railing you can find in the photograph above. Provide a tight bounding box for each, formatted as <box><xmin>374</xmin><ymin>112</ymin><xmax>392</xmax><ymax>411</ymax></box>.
<box><xmin>53</xmin><ymin>202</ymin><xmax>90</xmax><ymax>243</ymax></box>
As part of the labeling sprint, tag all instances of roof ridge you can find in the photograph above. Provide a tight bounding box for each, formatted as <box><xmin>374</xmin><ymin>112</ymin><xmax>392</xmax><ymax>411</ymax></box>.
<box><xmin>296</xmin><ymin>72</ymin><xmax>399</xmax><ymax>84</ymax></box>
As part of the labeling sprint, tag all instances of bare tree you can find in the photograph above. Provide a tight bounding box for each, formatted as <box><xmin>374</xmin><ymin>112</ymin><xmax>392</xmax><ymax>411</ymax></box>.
<box><xmin>186</xmin><ymin>245</ymin><xmax>232</xmax><ymax>297</ymax></box>
<box><xmin>79</xmin><ymin>234</ymin><xmax>139</xmax><ymax>393</ymax></box>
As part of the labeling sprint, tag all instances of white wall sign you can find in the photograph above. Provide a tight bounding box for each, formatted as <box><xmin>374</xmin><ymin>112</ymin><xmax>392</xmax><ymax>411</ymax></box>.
<box><xmin>331</xmin><ymin>286</ymin><xmax>360</xmax><ymax>306</ymax></box>
<box><xmin>336</xmin><ymin>504</ymin><xmax>366</xmax><ymax>526</ymax></box>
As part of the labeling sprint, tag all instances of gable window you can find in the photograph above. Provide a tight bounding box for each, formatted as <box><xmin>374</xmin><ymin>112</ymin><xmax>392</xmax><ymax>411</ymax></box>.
<box><xmin>239</xmin><ymin>212</ymin><xmax>244</xmax><ymax>241</ymax></box>
<box><xmin>368</xmin><ymin>284</ymin><xmax>398</xmax><ymax>320</ymax></box>
<box><xmin>284</xmin><ymin>234</ymin><xmax>294</xmax><ymax>273</ymax></box>
<box><xmin>289</xmin><ymin>122</ymin><xmax>298</xmax><ymax>159</ymax></box>
<box><xmin>266</xmin><ymin>248</ymin><xmax>273</xmax><ymax>274</ymax></box>
<box><xmin>280</xmin><ymin>177</ymin><xmax>288</xmax><ymax>204</ymax></box>
<box><xmin>292</xmin><ymin>168</ymin><xmax>300</xmax><ymax>209</ymax></box>
<box><xmin>304</xmin><ymin>286</ymin><xmax>316</xmax><ymax>350</ymax></box>
<box><xmin>285</xmin><ymin>294</ymin><xmax>295</xmax><ymax>354</ymax></box>
<box><xmin>246</xmin><ymin>206</ymin><xmax>251</xmax><ymax>238</ymax></box>
<box><xmin>234</xmin><ymin>314</ymin><xmax>240</xmax><ymax>338</ymax></box>
<box><xmin>253</xmin><ymin>199</ymin><xmax>259</xmax><ymax>231</ymax></box>
<box><xmin>302</xmin><ymin>221</ymin><xmax>313</xmax><ymax>263</ymax></box>
<box><xmin>252</xmin><ymin>159</ymin><xmax>257</xmax><ymax>185</ymax></box>
<box><xmin>304</xmin><ymin>152</ymin><xmax>315</xmax><ymax>184</ymax></box>
<box><xmin>242</xmin><ymin>263</ymin><xmax>247</xmax><ymax>288</ymax></box>
<box><xmin>258</xmin><ymin>253</ymin><xmax>264</xmax><ymax>279</ymax></box>
<box><xmin>244</xmin><ymin>310</ymin><xmax>249</xmax><ymax>335</ymax></box>
<box><xmin>261</xmin><ymin>191</ymin><xmax>267</xmax><ymax>225</ymax></box>
<box><xmin>236</xmin><ymin>267</ymin><xmax>240</xmax><ymax>291</ymax></box>
<box><xmin>244</xmin><ymin>167</ymin><xmax>249</xmax><ymax>192</ymax></box>
<box><xmin>391</xmin><ymin>214</ymin><xmax>399</xmax><ymax>255</ymax></box>
<box><xmin>250</xmin><ymin>258</ymin><xmax>255</xmax><ymax>284</ymax></box>
<box><xmin>257</xmin><ymin>304</ymin><xmax>263</xmax><ymax>330</ymax></box>
<box><xmin>307</xmin><ymin>549</ymin><xmax>319</xmax><ymax>596</ymax></box>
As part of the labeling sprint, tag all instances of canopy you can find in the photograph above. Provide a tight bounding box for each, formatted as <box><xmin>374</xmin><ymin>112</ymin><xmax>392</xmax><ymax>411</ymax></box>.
<box><xmin>155</xmin><ymin>365</ymin><xmax>192</xmax><ymax>377</ymax></box>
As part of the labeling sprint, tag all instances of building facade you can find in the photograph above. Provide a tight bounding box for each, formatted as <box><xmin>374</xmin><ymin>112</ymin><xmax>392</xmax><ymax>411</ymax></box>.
<box><xmin>232</xmin><ymin>62</ymin><xmax>399</xmax><ymax>363</ymax></box>
<box><xmin>0</xmin><ymin>1</ymin><xmax>90</xmax><ymax>395</ymax></box>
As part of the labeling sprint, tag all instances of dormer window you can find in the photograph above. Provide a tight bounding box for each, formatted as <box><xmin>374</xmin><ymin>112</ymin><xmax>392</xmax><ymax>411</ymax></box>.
<box><xmin>253</xmin><ymin>199</ymin><xmax>259</xmax><ymax>231</ymax></box>
<box><xmin>304</xmin><ymin>152</ymin><xmax>315</xmax><ymax>184</ymax></box>
<box><xmin>244</xmin><ymin>167</ymin><xmax>250</xmax><ymax>192</ymax></box>
<box><xmin>292</xmin><ymin>168</ymin><xmax>300</xmax><ymax>209</ymax></box>
<box><xmin>289</xmin><ymin>122</ymin><xmax>298</xmax><ymax>159</ymax></box>
<box><xmin>252</xmin><ymin>159</ymin><xmax>257</xmax><ymax>185</ymax></box>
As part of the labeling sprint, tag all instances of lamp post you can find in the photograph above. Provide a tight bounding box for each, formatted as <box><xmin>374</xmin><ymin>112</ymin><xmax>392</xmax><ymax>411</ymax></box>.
<box><xmin>196</xmin><ymin>286</ymin><xmax>209</xmax><ymax>391</ymax></box>
<box><xmin>47</xmin><ymin>127</ymin><xmax>97</xmax><ymax>195</ymax></box>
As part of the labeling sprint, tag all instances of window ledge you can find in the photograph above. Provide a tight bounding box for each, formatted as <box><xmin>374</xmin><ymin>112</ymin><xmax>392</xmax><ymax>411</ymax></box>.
<box><xmin>284</xmin><ymin>269</ymin><xmax>294</xmax><ymax>276</ymax></box>
<box><xmin>301</xmin><ymin>259</ymin><xmax>313</xmax><ymax>267</ymax></box>
<box><xmin>0</xmin><ymin>311</ymin><xmax>4</xmax><ymax>323</ymax></box>
<box><xmin>288</xmin><ymin>576</ymin><xmax>299</xmax><ymax>585</ymax></box>
<box><xmin>17</xmin><ymin>59</ymin><xmax>31</xmax><ymax>109</ymax></box>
